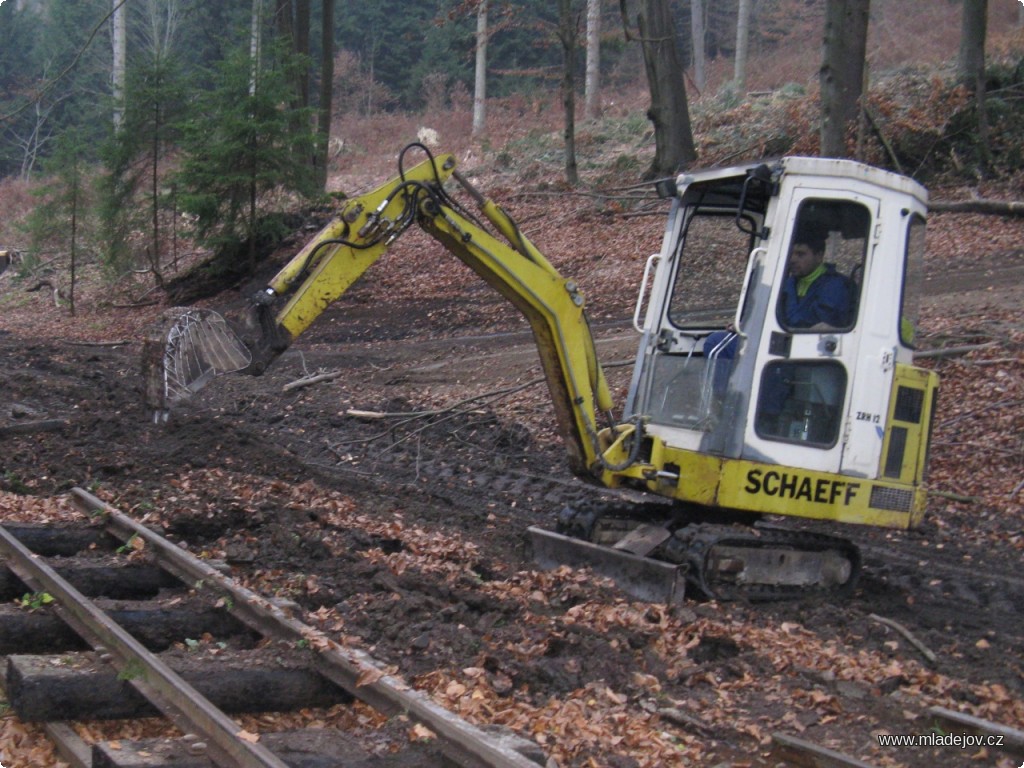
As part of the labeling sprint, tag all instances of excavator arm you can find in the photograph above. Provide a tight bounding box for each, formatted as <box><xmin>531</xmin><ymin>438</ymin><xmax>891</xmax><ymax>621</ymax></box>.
<box><xmin>144</xmin><ymin>148</ymin><xmax>622</xmax><ymax>479</ymax></box>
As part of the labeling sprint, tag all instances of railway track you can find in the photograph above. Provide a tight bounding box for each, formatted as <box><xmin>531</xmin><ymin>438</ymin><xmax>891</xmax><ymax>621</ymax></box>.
<box><xmin>2</xmin><ymin>489</ymin><xmax>1022</xmax><ymax>767</ymax></box>
<box><xmin>0</xmin><ymin>487</ymin><xmax>546</xmax><ymax>768</ymax></box>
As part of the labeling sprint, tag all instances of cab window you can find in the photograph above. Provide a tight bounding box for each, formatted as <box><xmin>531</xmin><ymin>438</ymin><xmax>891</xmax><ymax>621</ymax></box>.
<box><xmin>667</xmin><ymin>212</ymin><xmax>757</xmax><ymax>329</ymax></box>
<box><xmin>755</xmin><ymin>361</ymin><xmax>847</xmax><ymax>446</ymax></box>
<box><xmin>777</xmin><ymin>200</ymin><xmax>870</xmax><ymax>333</ymax></box>
<box><xmin>900</xmin><ymin>214</ymin><xmax>926</xmax><ymax>348</ymax></box>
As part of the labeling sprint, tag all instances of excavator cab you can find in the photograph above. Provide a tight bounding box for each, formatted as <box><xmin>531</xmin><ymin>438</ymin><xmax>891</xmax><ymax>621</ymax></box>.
<box><xmin>538</xmin><ymin>158</ymin><xmax>940</xmax><ymax>601</ymax></box>
<box><xmin>611</xmin><ymin>158</ymin><xmax>936</xmax><ymax>531</ymax></box>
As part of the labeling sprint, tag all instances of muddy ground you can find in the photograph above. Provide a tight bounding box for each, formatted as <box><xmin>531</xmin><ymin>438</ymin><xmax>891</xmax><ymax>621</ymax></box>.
<box><xmin>0</xmin><ymin>206</ymin><xmax>1022</xmax><ymax>767</ymax></box>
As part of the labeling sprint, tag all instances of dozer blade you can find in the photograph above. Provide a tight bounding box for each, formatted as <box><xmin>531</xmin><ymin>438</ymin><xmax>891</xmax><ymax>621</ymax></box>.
<box><xmin>528</xmin><ymin>526</ymin><xmax>687</xmax><ymax>605</ymax></box>
<box><xmin>547</xmin><ymin>504</ymin><xmax>862</xmax><ymax>602</ymax></box>
<box><xmin>142</xmin><ymin>307</ymin><xmax>252</xmax><ymax>421</ymax></box>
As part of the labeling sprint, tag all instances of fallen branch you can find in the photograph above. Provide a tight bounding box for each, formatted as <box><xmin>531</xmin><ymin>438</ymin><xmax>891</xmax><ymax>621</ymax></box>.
<box><xmin>61</xmin><ymin>339</ymin><xmax>132</xmax><ymax>348</ymax></box>
<box><xmin>929</xmin><ymin>198</ymin><xmax>1024</xmax><ymax>217</ymax></box>
<box><xmin>913</xmin><ymin>341</ymin><xmax>998</xmax><ymax>359</ymax></box>
<box><xmin>657</xmin><ymin>708</ymin><xmax>716</xmax><ymax>738</ymax></box>
<box><xmin>111</xmin><ymin>299</ymin><xmax>160</xmax><ymax>309</ymax></box>
<box><xmin>940</xmin><ymin>398</ymin><xmax>1022</xmax><ymax>428</ymax></box>
<box><xmin>868</xmin><ymin>613</ymin><xmax>938</xmax><ymax>666</ymax></box>
<box><xmin>933</xmin><ymin>440</ymin><xmax>1019</xmax><ymax>457</ymax></box>
<box><xmin>374</xmin><ymin>379</ymin><xmax>544</xmax><ymax>456</ymax></box>
<box><xmin>0</xmin><ymin>419</ymin><xmax>68</xmax><ymax>437</ymax></box>
<box><xmin>970</xmin><ymin>357</ymin><xmax>1021</xmax><ymax>367</ymax></box>
<box><xmin>864</xmin><ymin>107</ymin><xmax>903</xmax><ymax>174</ymax></box>
<box><xmin>347</xmin><ymin>407</ymin><xmax>486</xmax><ymax>420</ymax></box>
<box><xmin>928</xmin><ymin>489</ymin><xmax>980</xmax><ymax>504</ymax></box>
<box><xmin>282</xmin><ymin>369</ymin><xmax>344</xmax><ymax>392</ymax></box>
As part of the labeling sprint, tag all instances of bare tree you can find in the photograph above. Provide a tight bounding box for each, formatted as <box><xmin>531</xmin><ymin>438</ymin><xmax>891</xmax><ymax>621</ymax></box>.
<box><xmin>691</xmin><ymin>0</ymin><xmax>706</xmax><ymax>93</ymax></box>
<box><xmin>112</xmin><ymin>0</ymin><xmax>126</xmax><ymax>131</ymax></box>
<box><xmin>584</xmin><ymin>0</ymin><xmax>601</xmax><ymax>120</ymax></box>
<box><xmin>295</xmin><ymin>0</ymin><xmax>311</xmax><ymax>107</ymax></box>
<box><xmin>9</xmin><ymin>97</ymin><xmax>59</xmax><ymax>179</ymax></box>
<box><xmin>250</xmin><ymin>0</ymin><xmax>264</xmax><ymax>96</ymax></box>
<box><xmin>734</xmin><ymin>0</ymin><xmax>751</xmax><ymax>94</ymax></box>
<box><xmin>139</xmin><ymin>0</ymin><xmax>183</xmax><ymax>55</ymax></box>
<box><xmin>472</xmin><ymin>0</ymin><xmax>488</xmax><ymax>137</ymax></box>
<box><xmin>958</xmin><ymin>0</ymin><xmax>987</xmax><ymax>90</ymax></box>
<box><xmin>958</xmin><ymin>0</ymin><xmax>990</xmax><ymax>173</ymax></box>
<box><xmin>558</xmin><ymin>0</ymin><xmax>579</xmax><ymax>185</ymax></box>
<box><xmin>316</xmin><ymin>0</ymin><xmax>335</xmax><ymax>189</ymax></box>
<box><xmin>819</xmin><ymin>0</ymin><xmax>869</xmax><ymax>158</ymax></box>
<box><xmin>621</xmin><ymin>0</ymin><xmax>697</xmax><ymax>178</ymax></box>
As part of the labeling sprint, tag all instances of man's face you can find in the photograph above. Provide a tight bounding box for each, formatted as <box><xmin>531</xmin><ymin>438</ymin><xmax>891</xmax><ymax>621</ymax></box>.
<box><xmin>788</xmin><ymin>243</ymin><xmax>823</xmax><ymax>278</ymax></box>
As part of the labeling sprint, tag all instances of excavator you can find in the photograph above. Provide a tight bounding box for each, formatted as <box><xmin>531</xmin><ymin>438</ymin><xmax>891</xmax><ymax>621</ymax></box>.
<box><xmin>143</xmin><ymin>144</ymin><xmax>938</xmax><ymax>602</ymax></box>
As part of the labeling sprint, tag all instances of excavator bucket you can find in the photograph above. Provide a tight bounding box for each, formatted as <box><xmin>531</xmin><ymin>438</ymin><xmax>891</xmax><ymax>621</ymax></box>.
<box><xmin>142</xmin><ymin>307</ymin><xmax>251</xmax><ymax>422</ymax></box>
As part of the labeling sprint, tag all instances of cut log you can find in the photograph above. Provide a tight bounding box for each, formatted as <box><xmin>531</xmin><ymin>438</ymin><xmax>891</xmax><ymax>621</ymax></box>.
<box><xmin>0</xmin><ymin>419</ymin><xmax>68</xmax><ymax>437</ymax></box>
<box><xmin>0</xmin><ymin>600</ymin><xmax>254</xmax><ymax>654</ymax></box>
<box><xmin>91</xmin><ymin>730</ymin><xmax>375</xmax><ymax>768</ymax></box>
<box><xmin>1</xmin><ymin>523</ymin><xmax>116</xmax><ymax>556</ymax></box>
<box><xmin>0</xmin><ymin>561</ymin><xmax>180</xmax><ymax>601</ymax></box>
<box><xmin>7</xmin><ymin>652</ymin><xmax>351</xmax><ymax>721</ymax></box>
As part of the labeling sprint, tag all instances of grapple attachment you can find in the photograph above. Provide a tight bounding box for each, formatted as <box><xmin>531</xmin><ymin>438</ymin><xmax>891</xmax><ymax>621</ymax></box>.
<box><xmin>142</xmin><ymin>307</ymin><xmax>252</xmax><ymax>422</ymax></box>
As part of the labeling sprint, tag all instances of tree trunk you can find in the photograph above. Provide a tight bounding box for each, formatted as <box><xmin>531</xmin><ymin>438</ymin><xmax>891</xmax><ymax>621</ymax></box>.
<box><xmin>275</xmin><ymin>0</ymin><xmax>294</xmax><ymax>50</ymax></box>
<box><xmin>112</xmin><ymin>0</ymin><xmax>126</xmax><ymax>131</ymax></box>
<box><xmin>584</xmin><ymin>0</ymin><xmax>601</xmax><ymax>120</ymax></box>
<box><xmin>277</xmin><ymin>0</ymin><xmax>313</xmax><ymax>172</ymax></box>
<box><xmin>559</xmin><ymin>0</ymin><xmax>579</xmax><ymax>185</ymax></box>
<box><xmin>691</xmin><ymin>0</ymin><xmax>706</xmax><ymax>93</ymax></box>
<box><xmin>472</xmin><ymin>0</ymin><xmax>488</xmax><ymax>138</ymax></box>
<box><xmin>249</xmin><ymin>0</ymin><xmax>263</xmax><ymax>96</ymax></box>
<box><xmin>634</xmin><ymin>0</ymin><xmax>697</xmax><ymax>178</ymax></box>
<box><xmin>69</xmin><ymin>173</ymin><xmax>77</xmax><ymax>317</ymax></box>
<box><xmin>151</xmin><ymin>106</ymin><xmax>163</xmax><ymax>287</ymax></box>
<box><xmin>958</xmin><ymin>0</ymin><xmax>987</xmax><ymax>90</ymax></box>
<box><xmin>295</xmin><ymin>0</ymin><xmax>311</xmax><ymax>108</ymax></box>
<box><xmin>315</xmin><ymin>0</ymin><xmax>335</xmax><ymax>190</ymax></box>
<box><xmin>958</xmin><ymin>0</ymin><xmax>990</xmax><ymax>174</ymax></box>
<box><xmin>734</xmin><ymin>0</ymin><xmax>751</xmax><ymax>94</ymax></box>
<box><xmin>819</xmin><ymin>0</ymin><xmax>869</xmax><ymax>158</ymax></box>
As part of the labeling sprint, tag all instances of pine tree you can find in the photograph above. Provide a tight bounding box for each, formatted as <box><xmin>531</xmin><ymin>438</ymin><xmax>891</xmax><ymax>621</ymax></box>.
<box><xmin>175</xmin><ymin>42</ymin><xmax>317</xmax><ymax>268</ymax></box>
<box><xmin>99</xmin><ymin>52</ymin><xmax>187</xmax><ymax>283</ymax></box>
<box><xmin>24</xmin><ymin>128</ymin><xmax>92</xmax><ymax>315</ymax></box>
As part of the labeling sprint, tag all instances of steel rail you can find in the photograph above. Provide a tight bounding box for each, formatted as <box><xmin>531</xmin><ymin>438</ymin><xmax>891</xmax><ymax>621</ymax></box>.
<box><xmin>70</xmin><ymin>486</ymin><xmax>544</xmax><ymax>768</ymax></box>
<box><xmin>0</xmin><ymin>523</ymin><xmax>291</xmax><ymax>768</ymax></box>
<box><xmin>770</xmin><ymin>732</ymin><xmax>879</xmax><ymax>767</ymax></box>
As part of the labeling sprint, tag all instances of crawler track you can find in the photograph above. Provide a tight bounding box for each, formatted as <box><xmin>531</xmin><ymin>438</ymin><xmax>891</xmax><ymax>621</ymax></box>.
<box><xmin>0</xmin><ymin>488</ymin><xmax>544</xmax><ymax>768</ymax></box>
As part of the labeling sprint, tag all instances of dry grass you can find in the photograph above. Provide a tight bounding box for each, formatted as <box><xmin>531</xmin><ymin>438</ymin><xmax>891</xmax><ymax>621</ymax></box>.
<box><xmin>0</xmin><ymin>177</ymin><xmax>38</xmax><ymax>249</ymax></box>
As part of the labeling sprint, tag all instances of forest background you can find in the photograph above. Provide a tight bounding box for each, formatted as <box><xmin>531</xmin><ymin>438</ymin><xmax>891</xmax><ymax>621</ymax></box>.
<box><xmin>0</xmin><ymin>0</ymin><xmax>1022</xmax><ymax>306</ymax></box>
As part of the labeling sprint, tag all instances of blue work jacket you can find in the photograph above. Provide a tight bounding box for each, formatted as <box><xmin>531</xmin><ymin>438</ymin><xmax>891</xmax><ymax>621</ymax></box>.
<box><xmin>778</xmin><ymin>264</ymin><xmax>853</xmax><ymax>329</ymax></box>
